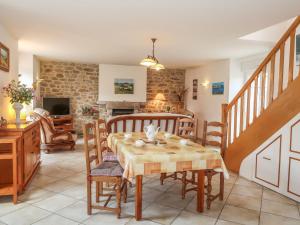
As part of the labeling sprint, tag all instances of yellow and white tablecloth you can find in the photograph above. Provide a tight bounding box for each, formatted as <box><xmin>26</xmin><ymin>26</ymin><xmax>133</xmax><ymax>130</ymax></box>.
<box><xmin>107</xmin><ymin>132</ymin><xmax>229</xmax><ymax>180</ymax></box>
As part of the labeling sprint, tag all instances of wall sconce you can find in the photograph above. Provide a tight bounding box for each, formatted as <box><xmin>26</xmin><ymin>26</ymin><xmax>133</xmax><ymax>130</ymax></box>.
<box><xmin>200</xmin><ymin>81</ymin><xmax>209</xmax><ymax>87</ymax></box>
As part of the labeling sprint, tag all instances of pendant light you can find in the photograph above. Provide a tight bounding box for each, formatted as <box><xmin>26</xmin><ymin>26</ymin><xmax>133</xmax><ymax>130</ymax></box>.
<box><xmin>140</xmin><ymin>38</ymin><xmax>165</xmax><ymax>70</ymax></box>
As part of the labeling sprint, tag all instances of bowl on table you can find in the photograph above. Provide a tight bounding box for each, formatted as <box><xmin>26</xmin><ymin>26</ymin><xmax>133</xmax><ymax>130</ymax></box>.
<box><xmin>124</xmin><ymin>133</ymin><xmax>132</xmax><ymax>140</ymax></box>
<box><xmin>164</xmin><ymin>132</ymin><xmax>172</xmax><ymax>139</ymax></box>
<box><xmin>135</xmin><ymin>139</ymin><xmax>145</xmax><ymax>147</ymax></box>
<box><xmin>179</xmin><ymin>139</ymin><xmax>188</xmax><ymax>146</ymax></box>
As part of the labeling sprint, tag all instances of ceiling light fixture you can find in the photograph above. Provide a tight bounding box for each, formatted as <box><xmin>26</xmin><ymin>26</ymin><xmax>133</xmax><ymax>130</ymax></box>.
<box><xmin>140</xmin><ymin>38</ymin><xmax>165</xmax><ymax>70</ymax></box>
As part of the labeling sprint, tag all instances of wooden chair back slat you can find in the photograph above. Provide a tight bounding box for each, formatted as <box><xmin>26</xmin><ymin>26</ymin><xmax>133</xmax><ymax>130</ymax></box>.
<box><xmin>202</xmin><ymin>120</ymin><xmax>227</xmax><ymax>157</ymax></box>
<box><xmin>176</xmin><ymin>117</ymin><xmax>198</xmax><ymax>141</ymax></box>
<box><xmin>83</xmin><ymin>122</ymin><xmax>99</xmax><ymax>173</ymax></box>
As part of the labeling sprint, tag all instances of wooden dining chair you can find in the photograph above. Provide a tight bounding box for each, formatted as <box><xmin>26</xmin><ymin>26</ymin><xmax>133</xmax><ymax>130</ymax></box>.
<box><xmin>160</xmin><ymin>117</ymin><xmax>198</xmax><ymax>185</ymax></box>
<box><xmin>181</xmin><ymin>120</ymin><xmax>227</xmax><ymax>209</ymax></box>
<box><xmin>83</xmin><ymin>122</ymin><xmax>127</xmax><ymax>218</ymax></box>
<box><xmin>95</xmin><ymin>119</ymin><xmax>118</xmax><ymax>162</ymax></box>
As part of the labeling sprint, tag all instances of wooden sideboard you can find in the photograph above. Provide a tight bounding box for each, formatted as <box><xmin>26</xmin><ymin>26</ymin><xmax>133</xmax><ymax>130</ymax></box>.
<box><xmin>0</xmin><ymin>121</ymin><xmax>40</xmax><ymax>193</ymax></box>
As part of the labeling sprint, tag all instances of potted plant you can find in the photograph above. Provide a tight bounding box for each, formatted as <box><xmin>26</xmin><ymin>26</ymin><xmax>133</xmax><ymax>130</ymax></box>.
<box><xmin>2</xmin><ymin>79</ymin><xmax>33</xmax><ymax>123</ymax></box>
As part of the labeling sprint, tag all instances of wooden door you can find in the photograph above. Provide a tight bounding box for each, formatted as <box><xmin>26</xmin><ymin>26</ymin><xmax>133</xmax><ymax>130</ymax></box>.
<box><xmin>23</xmin><ymin>130</ymin><xmax>33</xmax><ymax>182</ymax></box>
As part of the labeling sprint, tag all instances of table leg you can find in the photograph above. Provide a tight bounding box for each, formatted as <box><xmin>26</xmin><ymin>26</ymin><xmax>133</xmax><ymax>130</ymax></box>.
<box><xmin>197</xmin><ymin>170</ymin><xmax>205</xmax><ymax>212</ymax></box>
<box><xmin>135</xmin><ymin>175</ymin><xmax>143</xmax><ymax>220</ymax></box>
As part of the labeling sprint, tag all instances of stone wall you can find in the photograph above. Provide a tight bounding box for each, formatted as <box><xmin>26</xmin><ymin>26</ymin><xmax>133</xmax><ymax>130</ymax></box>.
<box><xmin>39</xmin><ymin>61</ymin><xmax>185</xmax><ymax>132</ymax></box>
<box><xmin>142</xmin><ymin>69</ymin><xmax>186</xmax><ymax>112</ymax></box>
<box><xmin>39</xmin><ymin>61</ymin><xmax>99</xmax><ymax>132</ymax></box>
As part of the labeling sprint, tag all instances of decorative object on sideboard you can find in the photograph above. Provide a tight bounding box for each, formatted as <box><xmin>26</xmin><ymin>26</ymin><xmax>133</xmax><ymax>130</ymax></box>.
<box><xmin>212</xmin><ymin>82</ymin><xmax>224</xmax><ymax>95</ymax></box>
<box><xmin>114</xmin><ymin>78</ymin><xmax>134</xmax><ymax>94</ymax></box>
<box><xmin>0</xmin><ymin>116</ymin><xmax>7</xmax><ymax>127</ymax></box>
<box><xmin>140</xmin><ymin>38</ymin><xmax>165</xmax><ymax>71</ymax></box>
<box><xmin>0</xmin><ymin>42</ymin><xmax>9</xmax><ymax>72</ymax></box>
<box><xmin>192</xmin><ymin>79</ymin><xmax>198</xmax><ymax>100</ymax></box>
<box><xmin>2</xmin><ymin>76</ymin><xmax>34</xmax><ymax>124</ymax></box>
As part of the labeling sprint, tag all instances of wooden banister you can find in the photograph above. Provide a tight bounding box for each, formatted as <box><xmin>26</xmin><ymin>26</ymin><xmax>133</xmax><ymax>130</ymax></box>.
<box><xmin>227</xmin><ymin>16</ymin><xmax>300</xmax><ymax>109</ymax></box>
<box><xmin>224</xmin><ymin>15</ymin><xmax>300</xmax><ymax>147</ymax></box>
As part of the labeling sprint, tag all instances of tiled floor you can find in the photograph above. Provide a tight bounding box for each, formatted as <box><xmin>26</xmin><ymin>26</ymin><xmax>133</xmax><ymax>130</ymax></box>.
<box><xmin>0</xmin><ymin>140</ymin><xmax>300</xmax><ymax>225</ymax></box>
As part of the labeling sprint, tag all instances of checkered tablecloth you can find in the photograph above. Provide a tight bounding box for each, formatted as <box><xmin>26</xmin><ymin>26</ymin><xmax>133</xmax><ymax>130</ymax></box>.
<box><xmin>107</xmin><ymin>132</ymin><xmax>229</xmax><ymax>180</ymax></box>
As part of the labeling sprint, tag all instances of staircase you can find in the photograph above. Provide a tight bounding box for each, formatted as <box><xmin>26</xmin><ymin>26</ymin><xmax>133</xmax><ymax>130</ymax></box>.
<box><xmin>223</xmin><ymin>16</ymin><xmax>300</xmax><ymax>173</ymax></box>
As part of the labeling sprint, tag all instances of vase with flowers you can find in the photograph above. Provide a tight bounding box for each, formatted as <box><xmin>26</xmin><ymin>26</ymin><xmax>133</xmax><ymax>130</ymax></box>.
<box><xmin>2</xmin><ymin>79</ymin><xmax>33</xmax><ymax>124</ymax></box>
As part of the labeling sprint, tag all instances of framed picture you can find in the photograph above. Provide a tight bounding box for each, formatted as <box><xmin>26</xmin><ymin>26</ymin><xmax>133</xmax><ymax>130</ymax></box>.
<box><xmin>192</xmin><ymin>79</ymin><xmax>198</xmax><ymax>100</ymax></box>
<box><xmin>296</xmin><ymin>34</ymin><xmax>300</xmax><ymax>66</ymax></box>
<box><xmin>0</xmin><ymin>42</ymin><xmax>9</xmax><ymax>72</ymax></box>
<box><xmin>114</xmin><ymin>79</ymin><xmax>134</xmax><ymax>94</ymax></box>
<box><xmin>212</xmin><ymin>82</ymin><xmax>224</xmax><ymax>95</ymax></box>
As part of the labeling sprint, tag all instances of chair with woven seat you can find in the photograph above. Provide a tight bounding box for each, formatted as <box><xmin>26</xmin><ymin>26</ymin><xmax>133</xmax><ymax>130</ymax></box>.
<box><xmin>95</xmin><ymin>118</ymin><xmax>118</xmax><ymax>162</ymax></box>
<box><xmin>83</xmin><ymin>122</ymin><xmax>127</xmax><ymax>218</ymax></box>
<box><xmin>160</xmin><ymin>117</ymin><xmax>198</xmax><ymax>185</ymax></box>
<box><xmin>181</xmin><ymin>120</ymin><xmax>227</xmax><ymax>209</ymax></box>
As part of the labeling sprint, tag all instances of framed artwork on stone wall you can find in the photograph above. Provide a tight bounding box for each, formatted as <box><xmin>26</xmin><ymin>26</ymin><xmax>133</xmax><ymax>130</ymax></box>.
<box><xmin>0</xmin><ymin>42</ymin><xmax>9</xmax><ymax>72</ymax></box>
<box><xmin>192</xmin><ymin>79</ymin><xmax>198</xmax><ymax>100</ymax></box>
<box><xmin>114</xmin><ymin>79</ymin><xmax>134</xmax><ymax>94</ymax></box>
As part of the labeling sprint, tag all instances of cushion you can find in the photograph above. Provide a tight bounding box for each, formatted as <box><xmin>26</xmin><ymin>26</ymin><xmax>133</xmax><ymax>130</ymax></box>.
<box><xmin>103</xmin><ymin>152</ymin><xmax>118</xmax><ymax>162</ymax></box>
<box><xmin>91</xmin><ymin>161</ymin><xmax>124</xmax><ymax>177</ymax></box>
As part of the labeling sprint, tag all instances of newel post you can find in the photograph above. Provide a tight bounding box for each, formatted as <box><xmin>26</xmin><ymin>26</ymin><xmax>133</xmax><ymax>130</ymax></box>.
<box><xmin>221</xmin><ymin>104</ymin><xmax>229</xmax><ymax>157</ymax></box>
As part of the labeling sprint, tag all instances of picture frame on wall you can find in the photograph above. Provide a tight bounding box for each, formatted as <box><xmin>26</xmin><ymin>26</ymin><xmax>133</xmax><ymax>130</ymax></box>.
<box><xmin>296</xmin><ymin>34</ymin><xmax>300</xmax><ymax>66</ymax></box>
<box><xmin>0</xmin><ymin>42</ymin><xmax>9</xmax><ymax>72</ymax></box>
<box><xmin>114</xmin><ymin>79</ymin><xmax>134</xmax><ymax>94</ymax></box>
<box><xmin>192</xmin><ymin>79</ymin><xmax>198</xmax><ymax>100</ymax></box>
<box><xmin>212</xmin><ymin>82</ymin><xmax>224</xmax><ymax>95</ymax></box>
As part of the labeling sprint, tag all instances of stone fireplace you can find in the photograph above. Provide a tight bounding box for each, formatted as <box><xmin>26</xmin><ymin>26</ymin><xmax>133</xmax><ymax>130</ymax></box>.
<box><xmin>99</xmin><ymin>101</ymin><xmax>143</xmax><ymax>118</ymax></box>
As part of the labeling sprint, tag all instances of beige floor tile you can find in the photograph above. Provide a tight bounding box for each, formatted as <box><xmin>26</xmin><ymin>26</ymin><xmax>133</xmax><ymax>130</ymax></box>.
<box><xmin>57</xmin><ymin>200</ymin><xmax>90</xmax><ymax>222</ymax></box>
<box><xmin>155</xmin><ymin>192</ymin><xmax>193</xmax><ymax>209</ymax></box>
<box><xmin>261</xmin><ymin>199</ymin><xmax>300</xmax><ymax>219</ymax></box>
<box><xmin>185</xmin><ymin>197</ymin><xmax>225</xmax><ymax>218</ymax></box>
<box><xmin>219</xmin><ymin>205</ymin><xmax>259</xmax><ymax>225</ymax></box>
<box><xmin>235</xmin><ymin>177</ymin><xmax>261</xmax><ymax>189</ymax></box>
<box><xmin>65</xmin><ymin>173</ymin><xmax>86</xmax><ymax>184</ymax></box>
<box><xmin>61</xmin><ymin>184</ymin><xmax>86</xmax><ymax>200</ymax></box>
<box><xmin>43</xmin><ymin>180</ymin><xmax>77</xmax><ymax>193</ymax></box>
<box><xmin>231</xmin><ymin>184</ymin><xmax>262</xmax><ymax>198</ymax></box>
<box><xmin>82</xmin><ymin>211</ymin><xmax>131</xmax><ymax>225</ymax></box>
<box><xmin>33</xmin><ymin>194</ymin><xmax>77</xmax><ymax>212</ymax></box>
<box><xmin>142</xmin><ymin>203</ymin><xmax>181</xmax><ymax>225</ymax></box>
<box><xmin>167</xmin><ymin>183</ymin><xmax>196</xmax><ymax>198</ymax></box>
<box><xmin>30</xmin><ymin>174</ymin><xmax>59</xmax><ymax>187</ymax></box>
<box><xmin>226</xmin><ymin>193</ymin><xmax>261</xmax><ymax>211</ymax></box>
<box><xmin>126</xmin><ymin>218</ymin><xmax>161</xmax><ymax>224</ymax></box>
<box><xmin>19</xmin><ymin>188</ymin><xmax>56</xmax><ymax>204</ymax></box>
<box><xmin>215</xmin><ymin>220</ymin><xmax>242</xmax><ymax>225</ymax></box>
<box><xmin>172</xmin><ymin>210</ymin><xmax>216</xmax><ymax>225</ymax></box>
<box><xmin>263</xmin><ymin>188</ymin><xmax>297</xmax><ymax>205</ymax></box>
<box><xmin>0</xmin><ymin>196</ymin><xmax>29</xmax><ymax>216</ymax></box>
<box><xmin>32</xmin><ymin>214</ymin><xmax>78</xmax><ymax>225</ymax></box>
<box><xmin>260</xmin><ymin>212</ymin><xmax>300</xmax><ymax>225</ymax></box>
<box><xmin>144</xmin><ymin>179</ymin><xmax>174</xmax><ymax>192</ymax></box>
<box><xmin>0</xmin><ymin>205</ymin><xmax>51</xmax><ymax>225</ymax></box>
<box><xmin>121</xmin><ymin>200</ymin><xmax>152</xmax><ymax>217</ymax></box>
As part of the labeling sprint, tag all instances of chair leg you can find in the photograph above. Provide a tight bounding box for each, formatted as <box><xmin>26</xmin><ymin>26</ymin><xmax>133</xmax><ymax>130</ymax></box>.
<box><xmin>219</xmin><ymin>172</ymin><xmax>224</xmax><ymax>200</ymax></box>
<box><xmin>174</xmin><ymin>172</ymin><xmax>178</xmax><ymax>180</ymax></box>
<box><xmin>192</xmin><ymin>171</ymin><xmax>196</xmax><ymax>184</ymax></box>
<box><xmin>123</xmin><ymin>180</ymin><xmax>128</xmax><ymax>203</ymax></box>
<box><xmin>206</xmin><ymin>172</ymin><xmax>213</xmax><ymax>210</ymax></box>
<box><xmin>181</xmin><ymin>171</ymin><xmax>187</xmax><ymax>199</ymax></box>
<box><xmin>116</xmin><ymin>180</ymin><xmax>122</xmax><ymax>218</ymax></box>
<box><xmin>87</xmin><ymin>178</ymin><xmax>92</xmax><ymax>215</ymax></box>
<box><xmin>160</xmin><ymin>173</ymin><xmax>166</xmax><ymax>185</ymax></box>
<box><xmin>96</xmin><ymin>182</ymin><xmax>100</xmax><ymax>203</ymax></box>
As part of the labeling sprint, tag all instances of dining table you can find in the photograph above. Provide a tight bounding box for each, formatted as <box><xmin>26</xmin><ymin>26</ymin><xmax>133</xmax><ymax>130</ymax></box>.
<box><xmin>107</xmin><ymin>132</ymin><xmax>229</xmax><ymax>221</ymax></box>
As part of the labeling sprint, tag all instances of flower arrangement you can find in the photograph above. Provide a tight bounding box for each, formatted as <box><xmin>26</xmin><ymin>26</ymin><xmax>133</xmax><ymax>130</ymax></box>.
<box><xmin>2</xmin><ymin>79</ymin><xmax>33</xmax><ymax>104</ymax></box>
<box><xmin>81</xmin><ymin>105</ymin><xmax>99</xmax><ymax>116</ymax></box>
<box><xmin>174</xmin><ymin>88</ymin><xmax>188</xmax><ymax>102</ymax></box>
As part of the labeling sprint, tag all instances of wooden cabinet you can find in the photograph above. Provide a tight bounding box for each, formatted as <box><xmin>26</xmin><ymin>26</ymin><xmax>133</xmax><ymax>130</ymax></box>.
<box><xmin>0</xmin><ymin>121</ymin><xmax>41</xmax><ymax>193</ymax></box>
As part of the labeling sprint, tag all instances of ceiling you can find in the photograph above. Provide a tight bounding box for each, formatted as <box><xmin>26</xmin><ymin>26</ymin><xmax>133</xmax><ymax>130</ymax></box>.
<box><xmin>0</xmin><ymin>0</ymin><xmax>299</xmax><ymax>68</ymax></box>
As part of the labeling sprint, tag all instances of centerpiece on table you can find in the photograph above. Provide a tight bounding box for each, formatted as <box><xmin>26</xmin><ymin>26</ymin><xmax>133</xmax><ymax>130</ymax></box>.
<box><xmin>2</xmin><ymin>79</ymin><xmax>33</xmax><ymax>124</ymax></box>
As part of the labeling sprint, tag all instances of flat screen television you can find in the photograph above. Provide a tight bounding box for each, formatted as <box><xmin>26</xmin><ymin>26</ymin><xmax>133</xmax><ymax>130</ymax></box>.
<box><xmin>43</xmin><ymin>97</ymin><xmax>70</xmax><ymax>116</ymax></box>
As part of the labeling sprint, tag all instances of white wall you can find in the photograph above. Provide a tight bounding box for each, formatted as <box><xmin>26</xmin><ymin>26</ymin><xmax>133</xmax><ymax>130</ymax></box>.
<box><xmin>98</xmin><ymin>64</ymin><xmax>147</xmax><ymax>102</ymax></box>
<box><xmin>228</xmin><ymin>59</ymin><xmax>244</xmax><ymax>102</ymax></box>
<box><xmin>185</xmin><ymin>60</ymin><xmax>230</xmax><ymax>137</ymax></box>
<box><xmin>19</xmin><ymin>52</ymin><xmax>34</xmax><ymax>87</ymax></box>
<box><xmin>0</xmin><ymin>23</ymin><xmax>18</xmax><ymax>122</ymax></box>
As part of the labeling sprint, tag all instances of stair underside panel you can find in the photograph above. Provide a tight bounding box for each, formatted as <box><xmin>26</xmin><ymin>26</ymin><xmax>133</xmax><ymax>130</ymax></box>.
<box><xmin>224</xmin><ymin>76</ymin><xmax>300</xmax><ymax>173</ymax></box>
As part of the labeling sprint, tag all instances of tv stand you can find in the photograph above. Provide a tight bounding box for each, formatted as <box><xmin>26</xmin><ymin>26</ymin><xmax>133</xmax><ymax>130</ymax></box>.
<box><xmin>51</xmin><ymin>115</ymin><xmax>75</xmax><ymax>133</ymax></box>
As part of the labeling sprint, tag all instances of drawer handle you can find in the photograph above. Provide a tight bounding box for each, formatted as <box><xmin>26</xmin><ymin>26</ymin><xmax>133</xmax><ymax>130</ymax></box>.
<box><xmin>263</xmin><ymin>156</ymin><xmax>271</xmax><ymax>160</ymax></box>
